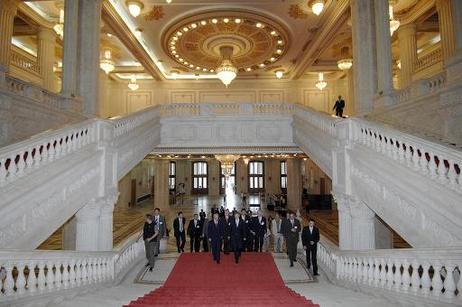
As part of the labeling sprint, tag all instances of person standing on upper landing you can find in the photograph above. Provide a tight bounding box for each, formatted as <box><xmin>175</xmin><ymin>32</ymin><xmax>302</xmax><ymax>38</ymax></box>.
<box><xmin>208</xmin><ymin>212</ymin><xmax>224</xmax><ymax>264</ymax></box>
<box><xmin>333</xmin><ymin>95</ymin><xmax>345</xmax><ymax>118</ymax></box>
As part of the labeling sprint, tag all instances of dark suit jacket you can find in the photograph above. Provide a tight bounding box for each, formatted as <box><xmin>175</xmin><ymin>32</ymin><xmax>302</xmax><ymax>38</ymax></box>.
<box><xmin>221</xmin><ymin>216</ymin><xmax>232</xmax><ymax>238</ymax></box>
<box><xmin>285</xmin><ymin>218</ymin><xmax>301</xmax><ymax>242</ymax></box>
<box><xmin>173</xmin><ymin>217</ymin><xmax>186</xmax><ymax>237</ymax></box>
<box><xmin>187</xmin><ymin>219</ymin><xmax>202</xmax><ymax>237</ymax></box>
<box><xmin>230</xmin><ymin>218</ymin><xmax>246</xmax><ymax>251</ymax></box>
<box><xmin>207</xmin><ymin>219</ymin><xmax>224</xmax><ymax>242</ymax></box>
<box><xmin>251</xmin><ymin>216</ymin><xmax>267</xmax><ymax>237</ymax></box>
<box><xmin>301</xmin><ymin>226</ymin><xmax>320</xmax><ymax>248</ymax></box>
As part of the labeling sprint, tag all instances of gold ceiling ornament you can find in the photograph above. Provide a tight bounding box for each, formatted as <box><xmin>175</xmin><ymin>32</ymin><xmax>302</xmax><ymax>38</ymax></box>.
<box><xmin>288</xmin><ymin>4</ymin><xmax>309</xmax><ymax>19</ymax></box>
<box><xmin>163</xmin><ymin>12</ymin><xmax>289</xmax><ymax>75</ymax></box>
<box><xmin>216</xmin><ymin>46</ymin><xmax>238</xmax><ymax>87</ymax></box>
<box><xmin>215</xmin><ymin>155</ymin><xmax>240</xmax><ymax>177</ymax></box>
<box><xmin>145</xmin><ymin>6</ymin><xmax>165</xmax><ymax>21</ymax></box>
<box><xmin>315</xmin><ymin>72</ymin><xmax>327</xmax><ymax>90</ymax></box>
<box><xmin>126</xmin><ymin>0</ymin><xmax>144</xmax><ymax>18</ymax></box>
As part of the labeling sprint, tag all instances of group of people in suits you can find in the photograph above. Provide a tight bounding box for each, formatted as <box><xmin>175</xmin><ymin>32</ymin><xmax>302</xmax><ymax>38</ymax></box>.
<box><xmin>169</xmin><ymin>207</ymin><xmax>320</xmax><ymax>274</ymax></box>
<box><xmin>142</xmin><ymin>208</ymin><xmax>166</xmax><ymax>271</ymax></box>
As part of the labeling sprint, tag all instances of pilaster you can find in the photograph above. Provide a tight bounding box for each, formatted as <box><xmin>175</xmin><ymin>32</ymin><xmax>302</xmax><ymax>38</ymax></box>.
<box><xmin>61</xmin><ymin>0</ymin><xmax>79</xmax><ymax>97</ymax></box>
<box><xmin>287</xmin><ymin>158</ymin><xmax>302</xmax><ymax>211</ymax></box>
<box><xmin>154</xmin><ymin>159</ymin><xmax>170</xmax><ymax>209</ymax></box>
<box><xmin>436</xmin><ymin>0</ymin><xmax>456</xmax><ymax>63</ymax></box>
<box><xmin>349</xmin><ymin>198</ymin><xmax>376</xmax><ymax>249</ymax></box>
<box><xmin>37</xmin><ymin>27</ymin><xmax>57</xmax><ymax>92</ymax></box>
<box><xmin>334</xmin><ymin>193</ymin><xmax>353</xmax><ymax>250</ymax></box>
<box><xmin>397</xmin><ymin>24</ymin><xmax>417</xmax><ymax>89</ymax></box>
<box><xmin>75</xmin><ymin>200</ymin><xmax>101</xmax><ymax>251</ymax></box>
<box><xmin>0</xmin><ymin>0</ymin><xmax>19</xmax><ymax>72</ymax></box>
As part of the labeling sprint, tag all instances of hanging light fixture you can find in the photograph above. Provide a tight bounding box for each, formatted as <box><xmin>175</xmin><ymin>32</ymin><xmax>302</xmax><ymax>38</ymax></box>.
<box><xmin>215</xmin><ymin>155</ymin><xmax>240</xmax><ymax>177</ymax></box>
<box><xmin>100</xmin><ymin>49</ymin><xmax>115</xmax><ymax>74</ymax></box>
<box><xmin>310</xmin><ymin>0</ymin><xmax>325</xmax><ymax>16</ymax></box>
<box><xmin>126</xmin><ymin>0</ymin><xmax>144</xmax><ymax>17</ymax></box>
<box><xmin>53</xmin><ymin>9</ymin><xmax>64</xmax><ymax>38</ymax></box>
<box><xmin>315</xmin><ymin>72</ymin><xmax>327</xmax><ymax>90</ymax></box>
<box><xmin>216</xmin><ymin>46</ymin><xmax>238</xmax><ymax>87</ymax></box>
<box><xmin>275</xmin><ymin>70</ymin><xmax>284</xmax><ymax>79</ymax></box>
<box><xmin>389</xmin><ymin>3</ymin><xmax>400</xmax><ymax>36</ymax></box>
<box><xmin>128</xmin><ymin>75</ymin><xmax>139</xmax><ymax>91</ymax></box>
<box><xmin>337</xmin><ymin>46</ymin><xmax>353</xmax><ymax>70</ymax></box>
<box><xmin>166</xmin><ymin>0</ymin><xmax>172</xmax><ymax>3</ymax></box>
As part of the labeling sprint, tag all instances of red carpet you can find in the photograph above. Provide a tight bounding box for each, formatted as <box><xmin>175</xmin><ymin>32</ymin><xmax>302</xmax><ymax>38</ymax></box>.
<box><xmin>125</xmin><ymin>253</ymin><xmax>320</xmax><ymax>306</ymax></box>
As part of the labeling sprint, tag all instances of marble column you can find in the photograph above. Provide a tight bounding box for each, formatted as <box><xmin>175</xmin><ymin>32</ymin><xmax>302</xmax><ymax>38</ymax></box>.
<box><xmin>374</xmin><ymin>0</ymin><xmax>394</xmax><ymax>105</ymax></box>
<box><xmin>75</xmin><ymin>200</ymin><xmax>101</xmax><ymax>251</ymax></box>
<box><xmin>208</xmin><ymin>159</ymin><xmax>220</xmax><ymax>197</ymax></box>
<box><xmin>452</xmin><ymin>0</ymin><xmax>462</xmax><ymax>52</ymax></box>
<box><xmin>99</xmin><ymin>202</ymin><xmax>115</xmax><ymax>251</ymax></box>
<box><xmin>397</xmin><ymin>24</ymin><xmax>417</xmax><ymax>89</ymax></box>
<box><xmin>287</xmin><ymin>159</ymin><xmax>302</xmax><ymax>212</ymax></box>
<box><xmin>350</xmin><ymin>199</ymin><xmax>376</xmax><ymax>249</ymax></box>
<box><xmin>0</xmin><ymin>0</ymin><xmax>18</xmax><ymax>73</ymax></box>
<box><xmin>336</xmin><ymin>194</ymin><xmax>352</xmax><ymax>250</ymax></box>
<box><xmin>61</xmin><ymin>0</ymin><xmax>79</xmax><ymax>97</ymax></box>
<box><xmin>351</xmin><ymin>0</ymin><xmax>377</xmax><ymax>114</ymax></box>
<box><xmin>436</xmin><ymin>0</ymin><xmax>456</xmax><ymax>63</ymax></box>
<box><xmin>77</xmin><ymin>0</ymin><xmax>102</xmax><ymax>117</ymax></box>
<box><xmin>154</xmin><ymin>160</ymin><xmax>170</xmax><ymax>209</ymax></box>
<box><xmin>37</xmin><ymin>27</ymin><xmax>57</xmax><ymax>92</ymax></box>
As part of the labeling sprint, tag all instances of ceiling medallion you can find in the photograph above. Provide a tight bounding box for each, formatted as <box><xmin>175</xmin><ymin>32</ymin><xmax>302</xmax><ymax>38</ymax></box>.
<box><xmin>145</xmin><ymin>6</ymin><xmax>165</xmax><ymax>21</ymax></box>
<box><xmin>163</xmin><ymin>13</ymin><xmax>289</xmax><ymax>76</ymax></box>
<box><xmin>288</xmin><ymin>5</ymin><xmax>309</xmax><ymax>19</ymax></box>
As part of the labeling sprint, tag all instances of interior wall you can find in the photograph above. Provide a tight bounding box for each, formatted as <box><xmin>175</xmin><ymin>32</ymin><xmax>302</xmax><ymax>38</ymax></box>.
<box><xmin>116</xmin><ymin>159</ymin><xmax>154</xmax><ymax>208</ymax></box>
<box><xmin>301</xmin><ymin>158</ymin><xmax>332</xmax><ymax>195</ymax></box>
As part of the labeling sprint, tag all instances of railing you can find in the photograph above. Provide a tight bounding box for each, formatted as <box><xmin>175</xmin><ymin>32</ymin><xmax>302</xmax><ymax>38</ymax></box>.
<box><xmin>350</xmin><ymin>118</ymin><xmax>462</xmax><ymax>194</ymax></box>
<box><xmin>415</xmin><ymin>47</ymin><xmax>442</xmax><ymax>73</ymax></box>
<box><xmin>2</xmin><ymin>76</ymin><xmax>82</xmax><ymax>113</ymax></box>
<box><xmin>294</xmin><ymin>104</ymin><xmax>339</xmax><ymax>137</ymax></box>
<box><xmin>113</xmin><ymin>105</ymin><xmax>160</xmax><ymax>137</ymax></box>
<box><xmin>10</xmin><ymin>48</ymin><xmax>41</xmax><ymax>76</ymax></box>
<box><xmin>0</xmin><ymin>235</ymin><xmax>144</xmax><ymax>301</ymax></box>
<box><xmin>159</xmin><ymin>103</ymin><xmax>294</xmax><ymax>117</ymax></box>
<box><xmin>318</xmin><ymin>238</ymin><xmax>462</xmax><ymax>305</ymax></box>
<box><xmin>0</xmin><ymin>119</ymin><xmax>99</xmax><ymax>187</ymax></box>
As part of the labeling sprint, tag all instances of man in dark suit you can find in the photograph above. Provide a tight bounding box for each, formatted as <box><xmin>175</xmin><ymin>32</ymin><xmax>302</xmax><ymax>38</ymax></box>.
<box><xmin>252</xmin><ymin>209</ymin><xmax>267</xmax><ymax>252</ymax></box>
<box><xmin>302</xmin><ymin>218</ymin><xmax>320</xmax><ymax>276</ymax></box>
<box><xmin>173</xmin><ymin>211</ymin><xmax>186</xmax><ymax>253</ymax></box>
<box><xmin>230</xmin><ymin>211</ymin><xmax>246</xmax><ymax>264</ymax></box>
<box><xmin>221</xmin><ymin>209</ymin><xmax>232</xmax><ymax>255</ymax></box>
<box><xmin>240</xmin><ymin>209</ymin><xmax>252</xmax><ymax>251</ymax></box>
<box><xmin>284</xmin><ymin>211</ymin><xmax>301</xmax><ymax>267</ymax></box>
<box><xmin>208</xmin><ymin>213</ymin><xmax>224</xmax><ymax>264</ymax></box>
<box><xmin>333</xmin><ymin>95</ymin><xmax>345</xmax><ymax>117</ymax></box>
<box><xmin>187</xmin><ymin>214</ymin><xmax>202</xmax><ymax>252</ymax></box>
<box><xmin>143</xmin><ymin>214</ymin><xmax>158</xmax><ymax>271</ymax></box>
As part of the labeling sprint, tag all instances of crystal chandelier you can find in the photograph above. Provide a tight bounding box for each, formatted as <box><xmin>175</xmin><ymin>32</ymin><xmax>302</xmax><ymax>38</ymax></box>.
<box><xmin>53</xmin><ymin>9</ymin><xmax>64</xmax><ymax>38</ymax></box>
<box><xmin>310</xmin><ymin>0</ymin><xmax>324</xmax><ymax>16</ymax></box>
<box><xmin>315</xmin><ymin>72</ymin><xmax>327</xmax><ymax>90</ymax></box>
<box><xmin>100</xmin><ymin>49</ymin><xmax>115</xmax><ymax>74</ymax></box>
<box><xmin>126</xmin><ymin>0</ymin><xmax>143</xmax><ymax>17</ymax></box>
<box><xmin>389</xmin><ymin>4</ymin><xmax>400</xmax><ymax>36</ymax></box>
<box><xmin>216</xmin><ymin>46</ymin><xmax>238</xmax><ymax>87</ymax></box>
<box><xmin>215</xmin><ymin>155</ymin><xmax>240</xmax><ymax>177</ymax></box>
<box><xmin>337</xmin><ymin>59</ymin><xmax>353</xmax><ymax>70</ymax></box>
<box><xmin>275</xmin><ymin>70</ymin><xmax>284</xmax><ymax>79</ymax></box>
<box><xmin>128</xmin><ymin>75</ymin><xmax>139</xmax><ymax>91</ymax></box>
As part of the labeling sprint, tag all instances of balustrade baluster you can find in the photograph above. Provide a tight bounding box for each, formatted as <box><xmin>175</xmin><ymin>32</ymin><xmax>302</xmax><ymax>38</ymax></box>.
<box><xmin>25</xmin><ymin>148</ymin><xmax>34</xmax><ymax>171</ymax></box>
<box><xmin>16</xmin><ymin>263</ymin><xmax>27</xmax><ymax>295</ymax></box>
<box><xmin>46</xmin><ymin>262</ymin><xmax>55</xmax><ymax>291</ymax></box>
<box><xmin>0</xmin><ymin>158</ymin><xmax>7</xmax><ymax>185</ymax></box>
<box><xmin>380</xmin><ymin>259</ymin><xmax>387</xmax><ymax>288</ymax></box>
<box><xmin>410</xmin><ymin>261</ymin><xmax>420</xmax><ymax>294</ymax></box>
<box><xmin>16</xmin><ymin>152</ymin><xmax>26</xmax><ymax>177</ymax></box>
<box><xmin>411</xmin><ymin>146</ymin><xmax>420</xmax><ymax>171</ymax></box>
<box><xmin>8</xmin><ymin>154</ymin><xmax>18</xmax><ymax>180</ymax></box>
<box><xmin>421</xmin><ymin>262</ymin><xmax>431</xmax><ymax>295</ymax></box>
<box><xmin>75</xmin><ymin>260</ymin><xmax>82</xmax><ymax>286</ymax></box>
<box><xmin>419</xmin><ymin>150</ymin><xmax>429</xmax><ymax>174</ymax></box>
<box><xmin>28</xmin><ymin>262</ymin><xmax>38</xmax><ymax>293</ymax></box>
<box><xmin>362</xmin><ymin>258</ymin><xmax>369</xmax><ymax>285</ymax></box>
<box><xmin>81</xmin><ymin>260</ymin><xmax>88</xmax><ymax>285</ymax></box>
<box><xmin>48</xmin><ymin>142</ymin><xmax>56</xmax><ymax>162</ymax></box>
<box><xmin>431</xmin><ymin>262</ymin><xmax>443</xmax><ymax>297</ymax></box>
<box><xmin>373</xmin><ymin>259</ymin><xmax>380</xmax><ymax>287</ymax></box>
<box><xmin>3</xmin><ymin>263</ymin><xmax>15</xmax><ymax>296</ymax></box>
<box><xmin>443</xmin><ymin>265</ymin><xmax>456</xmax><ymax>299</ymax></box>
<box><xmin>437</xmin><ymin>158</ymin><xmax>448</xmax><ymax>184</ymax></box>
<box><xmin>97</xmin><ymin>258</ymin><xmax>103</xmax><ymax>282</ymax></box>
<box><xmin>69</xmin><ymin>259</ymin><xmax>76</xmax><ymax>288</ymax></box>
<box><xmin>401</xmin><ymin>260</ymin><xmax>410</xmax><ymax>293</ymax></box>
<box><xmin>393</xmin><ymin>260</ymin><xmax>402</xmax><ymax>291</ymax></box>
<box><xmin>428</xmin><ymin>153</ymin><xmax>437</xmax><ymax>178</ymax></box>
<box><xmin>37</xmin><ymin>262</ymin><xmax>46</xmax><ymax>291</ymax></box>
<box><xmin>62</xmin><ymin>260</ymin><xmax>69</xmax><ymax>289</ymax></box>
<box><xmin>55</xmin><ymin>262</ymin><xmax>62</xmax><ymax>289</ymax></box>
<box><xmin>404</xmin><ymin>144</ymin><xmax>412</xmax><ymax>167</ymax></box>
<box><xmin>386</xmin><ymin>260</ymin><xmax>394</xmax><ymax>290</ymax></box>
<box><xmin>447</xmin><ymin>161</ymin><xmax>458</xmax><ymax>187</ymax></box>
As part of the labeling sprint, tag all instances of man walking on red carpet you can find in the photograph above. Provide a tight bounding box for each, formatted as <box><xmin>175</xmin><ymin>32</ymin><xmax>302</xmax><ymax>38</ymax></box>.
<box><xmin>208</xmin><ymin>213</ymin><xmax>224</xmax><ymax>264</ymax></box>
<box><xmin>285</xmin><ymin>211</ymin><xmax>301</xmax><ymax>267</ymax></box>
<box><xmin>230</xmin><ymin>211</ymin><xmax>246</xmax><ymax>263</ymax></box>
<box><xmin>302</xmin><ymin>218</ymin><xmax>320</xmax><ymax>276</ymax></box>
<box><xmin>143</xmin><ymin>214</ymin><xmax>159</xmax><ymax>271</ymax></box>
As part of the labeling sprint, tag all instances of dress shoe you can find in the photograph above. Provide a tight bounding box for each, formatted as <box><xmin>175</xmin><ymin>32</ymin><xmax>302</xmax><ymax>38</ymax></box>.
<box><xmin>149</xmin><ymin>267</ymin><xmax>153</xmax><ymax>272</ymax></box>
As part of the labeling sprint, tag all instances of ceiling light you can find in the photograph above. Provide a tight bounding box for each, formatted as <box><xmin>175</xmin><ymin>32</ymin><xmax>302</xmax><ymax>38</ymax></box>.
<box><xmin>201</xmin><ymin>20</ymin><xmax>207</xmax><ymax>25</ymax></box>
<box><xmin>223</xmin><ymin>18</ymin><xmax>229</xmax><ymax>23</ymax></box>
<box><xmin>337</xmin><ymin>58</ymin><xmax>353</xmax><ymax>70</ymax></box>
<box><xmin>166</xmin><ymin>0</ymin><xmax>172</xmax><ymax>3</ymax></box>
<box><xmin>215</xmin><ymin>155</ymin><xmax>240</xmax><ymax>177</ymax></box>
<box><xmin>311</xmin><ymin>0</ymin><xmax>324</xmax><ymax>16</ymax></box>
<box><xmin>270</xmin><ymin>31</ymin><xmax>277</xmax><ymax>36</ymax></box>
<box><xmin>179</xmin><ymin>58</ymin><xmax>183</xmax><ymax>62</ymax></box>
<box><xmin>172</xmin><ymin>50</ymin><xmax>177</xmax><ymax>54</ymax></box>
<box><xmin>128</xmin><ymin>75</ymin><xmax>139</xmax><ymax>91</ymax></box>
<box><xmin>126</xmin><ymin>1</ymin><xmax>144</xmax><ymax>18</ymax></box>
<box><xmin>315</xmin><ymin>72</ymin><xmax>327</xmax><ymax>90</ymax></box>
<box><xmin>235</xmin><ymin>18</ymin><xmax>241</xmax><ymax>23</ymax></box>
<box><xmin>270</xmin><ymin>57</ymin><xmax>276</xmax><ymax>62</ymax></box>
<box><xmin>53</xmin><ymin>9</ymin><xmax>64</xmax><ymax>38</ymax></box>
<box><xmin>175</xmin><ymin>54</ymin><xmax>179</xmax><ymax>58</ymax></box>
<box><xmin>100</xmin><ymin>49</ymin><xmax>115</xmax><ymax>74</ymax></box>
<box><xmin>246</xmin><ymin>68</ymin><xmax>252</xmax><ymax>72</ymax></box>
<box><xmin>212</xmin><ymin>18</ymin><xmax>218</xmax><ymax>24</ymax></box>
<box><xmin>396</xmin><ymin>59</ymin><xmax>401</xmax><ymax>69</ymax></box>
<box><xmin>276</xmin><ymin>49</ymin><xmax>282</xmax><ymax>54</ymax></box>
<box><xmin>277</xmin><ymin>40</ymin><xmax>284</xmax><ymax>45</ymax></box>
<box><xmin>183</xmin><ymin>27</ymin><xmax>189</xmax><ymax>32</ymax></box>
<box><xmin>177</xmin><ymin>31</ymin><xmax>182</xmax><ymax>36</ymax></box>
<box><xmin>189</xmin><ymin>64</ymin><xmax>194</xmax><ymax>68</ymax></box>
<box><xmin>275</xmin><ymin>70</ymin><xmax>284</xmax><ymax>79</ymax></box>
<box><xmin>203</xmin><ymin>68</ymin><xmax>207</xmax><ymax>71</ymax></box>
<box><xmin>191</xmin><ymin>23</ymin><xmax>197</xmax><ymax>28</ymax></box>
<box><xmin>210</xmin><ymin>69</ymin><xmax>215</xmax><ymax>72</ymax></box>
<box><xmin>134</xmin><ymin>28</ymin><xmax>142</xmax><ymax>37</ymax></box>
<box><xmin>389</xmin><ymin>4</ymin><xmax>400</xmax><ymax>36</ymax></box>
<box><xmin>256</xmin><ymin>23</ymin><xmax>263</xmax><ymax>28</ymax></box>
<box><xmin>216</xmin><ymin>46</ymin><xmax>237</xmax><ymax>87</ymax></box>
<box><xmin>259</xmin><ymin>63</ymin><xmax>265</xmax><ymax>67</ymax></box>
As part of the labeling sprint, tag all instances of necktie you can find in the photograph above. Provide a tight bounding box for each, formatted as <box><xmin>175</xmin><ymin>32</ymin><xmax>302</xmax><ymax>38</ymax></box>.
<box><xmin>179</xmin><ymin>219</ymin><xmax>182</xmax><ymax>232</ymax></box>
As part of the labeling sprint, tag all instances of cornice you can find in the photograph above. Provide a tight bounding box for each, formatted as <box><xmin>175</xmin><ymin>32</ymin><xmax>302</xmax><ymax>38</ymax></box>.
<box><xmin>17</xmin><ymin>2</ymin><xmax>54</xmax><ymax>30</ymax></box>
<box><xmin>398</xmin><ymin>0</ymin><xmax>436</xmax><ymax>26</ymax></box>
<box><xmin>101</xmin><ymin>1</ymin><xmax>163</xmax><ymax>81</ymax></box>
<box><xmin>291</xmin><ymin>0</ymin><xmax>350</xmax><ymax>79</ymax></box>
<box><xmin>151</xmin><ymin>146</ymin><xmax>304</xmax><ymax>155</ymax></box>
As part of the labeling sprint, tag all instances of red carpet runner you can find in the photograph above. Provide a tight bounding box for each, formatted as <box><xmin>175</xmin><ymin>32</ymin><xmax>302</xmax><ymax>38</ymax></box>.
<box><xmin>125</xmin><ymin>253</ymin><xmax>320</xmax><ymax>306</ymax></box>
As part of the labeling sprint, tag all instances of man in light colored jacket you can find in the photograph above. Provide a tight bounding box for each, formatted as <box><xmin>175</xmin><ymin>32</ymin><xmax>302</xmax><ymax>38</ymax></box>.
<box><xmin>271</xmin><ymin>213</ymin><xmax>284</xmax><ymax>253</ymax></box>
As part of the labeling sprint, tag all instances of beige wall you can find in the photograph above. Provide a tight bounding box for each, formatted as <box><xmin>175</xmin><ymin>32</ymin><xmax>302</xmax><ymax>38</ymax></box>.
<box><xmin>301</xmin><ymin>158</ymin><xmax>332</xmax><ymax>195</ymax></box>
<box><xmin>116</xmin><ymin>160</ymin><xmax>154</xmax><ymax>208</ymax></box>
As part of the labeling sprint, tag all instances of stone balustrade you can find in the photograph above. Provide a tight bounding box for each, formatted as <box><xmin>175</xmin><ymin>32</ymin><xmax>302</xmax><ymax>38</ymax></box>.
<box><xmin>415</xmin><ymin>47</ymin><xmax>442</xmax><ymax>73</ymax></box>
<box><xmin>0</xmin><ymin>119</ymin><xmax>99</xmax><ymax>187</ymax></box>
<box><xmin>113</xmin><ymin>105</ymin><xmax>160</xmax><ymax>138</ymax></box>
<box><xmin>0</xmin><ymin>234</ymin><xmax>144</xmax><ymax>302</ymax></box>
<box><xmin>294</xmin><ymin>104</ymin><xmax>339</xmax><ymax>137</ymax></box>
<box><xmin>10</xmin><ymin>48</ymin><xmax>41</xmax><ymax>76</ymax></box>
<box><xmin>317</xmin><ymin>238</ymin><xmax>462</xmax><ymax>305</ymax></box>
<box><xmin>350</xmin><ymin>118</ymin><xmax>462</xmax><ymax>194</ymax></box>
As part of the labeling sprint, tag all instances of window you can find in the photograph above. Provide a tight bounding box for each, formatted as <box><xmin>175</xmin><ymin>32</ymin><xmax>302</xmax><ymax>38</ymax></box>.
<box><xmin>169</xmin><ymin>161</ymin><xmax>176</xmax><ymax>192</ymax></box>
<box><xmin>220</xmin><ymin>162</ymin><xmax>236</xmax><ymax>194</ymax></box>
<box><xmin>192</xmin><ymin>161</ymin><xmax>208</xmax><ymax>194</ymax></box>
<box><xmin>248</xmin><ymin>161</ymin><xmax>264</xmax><ymax>193</ymax></box>
<box><xmin>280</xmin><ymin>161</ymin><xmax>287</xmax><ymax>192</ymax></box>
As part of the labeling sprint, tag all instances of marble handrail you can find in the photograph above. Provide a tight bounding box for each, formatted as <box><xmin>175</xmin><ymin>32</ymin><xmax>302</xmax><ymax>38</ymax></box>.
<box><xmin>350</xmin><ymin>117</ymin><xmax>462</xmax><ymax>194</ymax></box>
<box><xmin>318</xmin><ymin>238</ymin><xmax>462</xmax><ymax>303</ymax></box>
<box><xmin>0</xmin><ymin>235</ymin><xmax>144</xmax><ymax>300</ymax></box>
<box><xmin>415</xmin><ymin>47</ymin><xmax>442</xmax><ymax>72</ymax></box>
<box><xmin>10</xmin><ymin>48</ymin><xmax>41</xmax><ymax>75</ymax></box>
<box><xmin>112</xmin><ymin>105</ymin><xmax>161</xmax><ymax>137</ymax></box>
<box><xmin>293</xmin><ymin>104</ymin><xmax>339</xmax><ymax>137</ymax></box>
